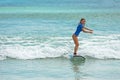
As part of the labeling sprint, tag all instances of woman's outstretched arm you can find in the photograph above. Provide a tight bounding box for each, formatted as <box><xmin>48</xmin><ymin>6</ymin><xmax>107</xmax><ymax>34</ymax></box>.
<box><xmin>82</xmin><ymin>27</ymin><xmax>93</xmax><ymax>34</ymax></box>
<box><xmin>84</xmin><ymin>27</ymin><xmax>93</xmax><ymax>31</ymax></box>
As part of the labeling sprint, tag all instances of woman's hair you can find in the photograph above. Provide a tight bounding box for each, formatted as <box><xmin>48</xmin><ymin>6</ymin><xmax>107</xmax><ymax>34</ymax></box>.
<box><xmin>80</xmin><ymin>18</ymin><xmax>85</xmax><ymax>23</ymax></box>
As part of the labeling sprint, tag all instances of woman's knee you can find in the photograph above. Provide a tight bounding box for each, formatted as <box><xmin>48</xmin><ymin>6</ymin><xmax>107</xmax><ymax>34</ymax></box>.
<box><xmin>75</xmin><ymin>43</ymin><xmax>79</xmax><ymax>47</ymax></box>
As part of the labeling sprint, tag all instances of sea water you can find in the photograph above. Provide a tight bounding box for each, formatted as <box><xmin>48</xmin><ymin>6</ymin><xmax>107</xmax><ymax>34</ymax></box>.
<box><xmin>0</xmin><ymin>0</ymin><xmax>120</xmax><ymax>80</ymax></box>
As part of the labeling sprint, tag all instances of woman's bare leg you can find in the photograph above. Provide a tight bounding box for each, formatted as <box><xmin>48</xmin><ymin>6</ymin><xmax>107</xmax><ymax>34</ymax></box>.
<box><xmin>72</xmin><ymin>35</ymin><xmax>79</xmax><ymax>55</ymax></box>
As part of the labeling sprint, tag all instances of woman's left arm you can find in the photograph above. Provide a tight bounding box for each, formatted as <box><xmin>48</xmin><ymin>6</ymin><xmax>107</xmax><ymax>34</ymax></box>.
<box><xmin>84</xmin><ymin>27</ymin><xmax>93</xmax><ymax>31</ymax></box>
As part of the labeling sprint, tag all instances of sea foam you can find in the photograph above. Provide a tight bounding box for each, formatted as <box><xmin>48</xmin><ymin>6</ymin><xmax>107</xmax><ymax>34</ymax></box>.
<box><xmin>0</xmin><ymin>34</ymin><xmax>120</xmax><ymax>60</ymax></box>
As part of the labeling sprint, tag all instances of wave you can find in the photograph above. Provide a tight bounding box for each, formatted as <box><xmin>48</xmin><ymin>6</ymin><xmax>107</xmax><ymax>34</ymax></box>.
<box><xmin>0</xmin><ymin>7</ymin><xmax>120</xmax><ymax>14</ymax></box>
<box><xmin>0</xmin><ymin>34</ymin><xmax>120</xmax><ymax>60</ymax></box>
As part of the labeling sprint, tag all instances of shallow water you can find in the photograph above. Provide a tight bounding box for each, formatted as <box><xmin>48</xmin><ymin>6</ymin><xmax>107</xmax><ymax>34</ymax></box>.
<box><xmin>0</xmin><ymin>58</ymin><xmax>120</xmax><ymax>80</ymax></box>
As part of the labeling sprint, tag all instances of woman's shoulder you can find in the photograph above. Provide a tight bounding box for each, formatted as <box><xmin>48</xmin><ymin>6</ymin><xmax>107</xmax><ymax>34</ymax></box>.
<box><xmin>78</xmin><ymin>23</ymin><xmax>84</xmax><ymax>27</ymax></box>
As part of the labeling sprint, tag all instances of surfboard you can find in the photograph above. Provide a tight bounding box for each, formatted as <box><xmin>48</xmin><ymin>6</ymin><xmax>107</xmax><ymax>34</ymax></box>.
<box><xmin>69</xmin><ymin>54</ymin><xmax>85</xmax><ymax>61</ymax></box>
<box><xmin>69</xmin><ymin>54</ymin><xmax>85</xmax><ymax>65</ymax></box>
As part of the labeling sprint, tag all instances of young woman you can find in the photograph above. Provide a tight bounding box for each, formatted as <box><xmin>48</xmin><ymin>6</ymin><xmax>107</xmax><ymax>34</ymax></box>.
<box><xmin>72</xmin><ymin>18</ymin><xmax>93</xmax><ymax>56</ymax></box>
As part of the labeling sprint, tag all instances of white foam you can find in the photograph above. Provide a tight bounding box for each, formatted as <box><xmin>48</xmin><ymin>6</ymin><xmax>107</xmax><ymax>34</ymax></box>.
<box><xmin>0</xmin><ymin>34</ymin><xmax>120</xmax><ymax>60</ymax></box>
<box><xmin>79</xmin><ymin>34</ymin><xmax>120</xmax><ymax>59</ymax></box>
<box><xmin>0</xmin><ymin>45</ymin><xmax>69</xmax><ymax>60</ymax></box>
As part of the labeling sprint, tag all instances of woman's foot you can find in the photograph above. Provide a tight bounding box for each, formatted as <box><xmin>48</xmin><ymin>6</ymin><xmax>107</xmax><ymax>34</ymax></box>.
<box><xmin>74</xmin><ymin>53</ymin><xmax>77</xmax><ymax>56</ymax></box>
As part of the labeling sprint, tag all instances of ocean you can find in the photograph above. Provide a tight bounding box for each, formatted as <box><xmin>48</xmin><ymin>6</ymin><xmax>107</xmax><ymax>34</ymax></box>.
<box><xmin>0</xmin><ymin>0</ymin><xmax>120</xmax><ymax>80</ymax></box>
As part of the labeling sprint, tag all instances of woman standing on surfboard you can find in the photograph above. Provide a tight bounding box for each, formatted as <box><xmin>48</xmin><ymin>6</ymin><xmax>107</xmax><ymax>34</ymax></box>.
<box><xmin>72</xmin><ymin>18</ymin><xmax>93</xmax><ymax>56</ymax></box>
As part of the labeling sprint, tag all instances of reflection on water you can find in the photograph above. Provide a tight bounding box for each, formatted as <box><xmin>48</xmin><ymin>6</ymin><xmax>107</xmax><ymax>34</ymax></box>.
<box><xmin>70</xmin><ymin>57</ymin><xmax>85</xmax><ymax>80</ymax></box>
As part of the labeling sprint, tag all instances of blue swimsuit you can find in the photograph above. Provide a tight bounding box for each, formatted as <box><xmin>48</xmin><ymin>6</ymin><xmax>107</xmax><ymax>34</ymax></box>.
<box><xmin>74</xmin><ymin>23</ymin><xmax>84</xmax><ymax>36</ymax></box>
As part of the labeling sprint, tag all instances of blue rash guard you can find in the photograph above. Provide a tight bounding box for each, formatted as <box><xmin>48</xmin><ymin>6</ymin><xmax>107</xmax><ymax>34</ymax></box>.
<box><xmin>74</xmin><ymin>23</ymin><xmax>84</xmax><ymax>36</ymax></box>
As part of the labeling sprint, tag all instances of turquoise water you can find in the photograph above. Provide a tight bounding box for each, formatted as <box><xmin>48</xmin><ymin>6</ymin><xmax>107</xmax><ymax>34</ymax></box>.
<box><xmin>0</xmin><ymin>0</ymin><xmax>120</xmax><ymax>80</ymax></box>
<box><xmin>0</xmin><ymin>58</ymin><xmax>120</xmax><ymax>80</ymax></box>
